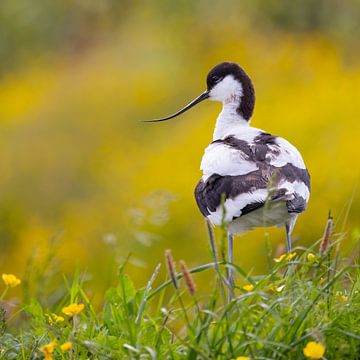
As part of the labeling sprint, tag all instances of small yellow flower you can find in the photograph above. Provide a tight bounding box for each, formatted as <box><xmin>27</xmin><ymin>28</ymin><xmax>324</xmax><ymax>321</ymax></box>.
<box><xmin>273</xmin><ymin>252</ymin><xmax>296</xmax><ymax>263</ymax></box>
<box><xmin>52</xmin><ymin>313</ymin><xmax>65</xmax><ymax>322</ymax></box>
<box><xmin>40</xmin><ymin>339</ymin><xmax>56</xmax><ymax>360</ymax></box>
<box><xmin>303</xmin><ymin>341</ymin><xmax>325</xmax><ymax>359</ymax></box>
<box><xmin>336</xmin><ymin>292</ymin><xmax>348</xmax><ymax>302</ymax></box>
<box><xmin>62</xmin><ymin>303</ymin><xmax>84</xmax><ymax>317</ymax></box>
<box><xmin>60</xmin><ymin>341</ymin><xmax>72</xmax><ymax>352</ymax></box>
<box><xmin>276</xmin><ymin>284</ymin><xmax>285</xmax><ymax>292</ymax></box>
<box><xmin>236</xmin><ymin>357</ymin><xmax>250</xmax><ymax>360</ymax></box>
<box><xmin>2</xmin><ymin>274</ymin><xmax>21</xmax><ymax>288</ymax></box>
<box><xmin>307</xmin><ymin>253</ymin><xmax>316</xmax><ymax>262</ymax></box>
<box><xmin>46</xmin><ymin>313</ymin><xmax>65</xmax><ymax>325</ymax></box>
<box><xmin>242</xmin><ymin>284</ymin><xmax>254</xmax><ymax>292</ymax></box>
<box><xmin>46</xmin><ymin>314</ymin><xmax>53</xmax><ymax>325</ymax></box>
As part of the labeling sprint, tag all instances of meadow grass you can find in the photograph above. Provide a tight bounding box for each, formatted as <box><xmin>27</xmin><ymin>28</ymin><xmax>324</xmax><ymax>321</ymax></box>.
<box><xmin>1</xmin><ymin>218</ymin><xmax>360</xmax><ymax>359</ymax></box>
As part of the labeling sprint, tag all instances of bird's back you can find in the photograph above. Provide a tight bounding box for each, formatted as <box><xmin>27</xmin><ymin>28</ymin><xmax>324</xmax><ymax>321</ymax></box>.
<box><xmin>194</xmin><ymin>126</ymin><xmax>310</xmax><ymax>232</ymax></box>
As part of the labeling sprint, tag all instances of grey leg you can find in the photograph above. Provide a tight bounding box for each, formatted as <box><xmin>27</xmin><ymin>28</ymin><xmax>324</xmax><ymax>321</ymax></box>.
<box><xmin>228</xmin><ymin>232</ymin><xmax>234</xmax><ymax>299</ymax></box>
<box><xmin>285</xmin><ymin>222</ymin><xmax>295</xmax><ymax>275</ymax></box>
<box><xmin>285</xmin><ymin>222</ymin><xmax>292</xmax><ymax>253</ymax></box>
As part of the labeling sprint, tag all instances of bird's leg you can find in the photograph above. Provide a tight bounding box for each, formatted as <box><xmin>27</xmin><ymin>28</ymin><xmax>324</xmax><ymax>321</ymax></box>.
<box><xmin>228</xmin><ymin>231</ymin><xmax>234</xmax><ymax>300</ymax></box>
<box><xmin>285</xmin><ymin>222</ymin><xmax>292</xmax><ymax>253</ymax></box>
<box><xmin>285</xmin><ymin>221</ymin><xmax>295</xmax><ymax>276</ymax></box>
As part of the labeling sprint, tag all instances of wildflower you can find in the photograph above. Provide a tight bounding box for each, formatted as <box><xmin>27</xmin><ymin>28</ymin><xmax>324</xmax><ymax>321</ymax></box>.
<box><xmin>40</xmin><ymin>339</ymin><xmax>56</xmax><ymax>360</ymax></box>
<box><xmin>60</xmin><ymin>341</ymin><xmax>72</xmax><ymax>352</ymax></box>
<box><xmin>276</xmin><ymin>284</ymin><xmax>285</xmax><ymax>292</ymax></box>
<box><xmin>273</xmin><ymin>252</ymin><xmax>296</xmax><ymax>262</ymax></box>
<box><xmin>165</xmin><ymin>249</ymin><xmax>178</xmax><ymax>289</ymax></box>
<box><xmin>179</xmin><ymin>260</ymin><xmax>196</xmax><ymax>296</ymax></box>
<box><xmin>307</xmin><ymin>253</ymin><xmax>316</xmax><ymax>262</ymax></box>
<box><xmin>46</xmin><ymin>313</ymin><xmax>64</xmax><ymax>325</ymax></box>
<box><xmin>2</xmin><ymin>274</ymin><xmax>21</xmax><ymax>288</ymax></box>
<box><xmin>52</xmin><ymin>313</ymin><xmax>65</xmax><ymax>322</ymax></box>
<box><xmin>242</xmin><ymin>284</ymin><xmax>254</xmax><ymax>292</ymax></box>
<box><xmin>303</xmin><ymin>341</ymin><xmax>325</xmax><ymax>359</ymax></box>
<box><xmin>336</xmin><ymin>292</ymin><xmax>348</xmax><ymax>302</ymax></box>
<box><xmin>61</xmin><ymin>303</ymin><xmax>84</xmax><ymax>317</ymax></box>
<box><xmin>236</xmin><ymin>357</ymin><xmax>250</xmax><ymax>360</ymax></box>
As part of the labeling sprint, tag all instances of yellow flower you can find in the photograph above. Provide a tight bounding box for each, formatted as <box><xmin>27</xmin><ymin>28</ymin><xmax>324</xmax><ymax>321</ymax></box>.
<box><xmin>52</xmin><ymin>313</ymin><xmax>65</xmax><ymax>322</ymax></box>
<box><xmin>273</xmin><ymin>252</ymin><xmax>296</xmax><ymax>262</ymax></box>
<box><xmin>307</xmin><ymin>253</ymin><xmax>316</xmax><ymax>262</ymax></box>
<box><xmin>60</xmin><ymin>341</ymin><xmax>72</xmax><ymax>352</ymax></box>
<box><xmin>46</xmin><ymin>313</ymin><xmax>65</xmax><ymax>325</ymax></box>
<box><xmin>276</xmin><ymin>284</ymin><xmax>285</xmax><ymax>292</ymax></box>
<box><xmin>303</xmin><ymin>341</ymin><xmax>325</xmax><ymax>359</ymax></box>
<box><xmin>336</xmin><ymin>292</ymin><xmax>348</xmax><ymax>302</ymax></box>
<box><xmin>242</xmin><ymin>284</ymin><xmax>254</xmax><ymax>292</ymax></box>
<box><xmin>2</xmin><ymin>274</ymin><xmax>21</xmax><ymax>288</ymax></box>
<box><xmin>236</xmin><ymin>357</ymin><xmax>250</xmax><ymax>360</ymax></box>
<box><xmin>40</xmin><ymin>339</ymin><xmax>57</xmax><ymax>360</ymax></box>
<box><xmin>62</xmin><ymin>303</ymin><xmax>84</xmax><ymax>317</ymax></box>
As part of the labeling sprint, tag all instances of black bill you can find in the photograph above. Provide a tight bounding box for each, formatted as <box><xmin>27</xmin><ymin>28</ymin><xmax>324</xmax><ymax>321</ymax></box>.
<box><xmin>143</xmin><ymin>91</ymin><xmax>209</xmax><ymax>122</ymax></box>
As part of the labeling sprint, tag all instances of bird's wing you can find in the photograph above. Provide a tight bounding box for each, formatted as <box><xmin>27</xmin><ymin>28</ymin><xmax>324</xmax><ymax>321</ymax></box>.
<box><xmin>196</xmin><ymin>131</ymin><xmax>310</xmax><ymax>225</ymax></box>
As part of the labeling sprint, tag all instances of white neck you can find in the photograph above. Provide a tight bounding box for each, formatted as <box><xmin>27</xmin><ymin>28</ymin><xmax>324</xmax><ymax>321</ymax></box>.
<box><xmin>213</xmin><ymin>100</ymin><xmax>249</xmax><ymax>140</ymax></box>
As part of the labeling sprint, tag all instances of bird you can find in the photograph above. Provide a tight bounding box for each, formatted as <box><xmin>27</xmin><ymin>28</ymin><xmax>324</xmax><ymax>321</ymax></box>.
<box><xmin>144</xmin><ymin>62</ymin><xmax>310</xmax><ymax>292</ymax></box>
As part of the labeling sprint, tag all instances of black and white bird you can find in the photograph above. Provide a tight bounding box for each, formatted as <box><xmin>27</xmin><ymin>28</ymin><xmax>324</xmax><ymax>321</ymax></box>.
<box><xmin>145</xmin><ymin>62</ymin><xmax>310</xmax><ymax>288</ymax></box>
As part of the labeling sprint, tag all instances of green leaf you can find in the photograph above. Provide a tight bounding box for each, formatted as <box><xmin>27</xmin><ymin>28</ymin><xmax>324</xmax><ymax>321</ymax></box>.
<box><xmin>24</xmin><ymin>298</ymin><xmax>46</xmax><ymax>335</ymax></box>
<box><xmin>118</xmin><ymin>273</ymin><xmax>136</xmax><ymax>301</ymax></box>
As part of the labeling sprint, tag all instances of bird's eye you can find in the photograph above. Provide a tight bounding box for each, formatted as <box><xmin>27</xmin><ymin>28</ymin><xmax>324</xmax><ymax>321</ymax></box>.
<box><xmin>212</xmin><ymin>76</ymin><xmax>222</xmax><ymax>84</ymax></box>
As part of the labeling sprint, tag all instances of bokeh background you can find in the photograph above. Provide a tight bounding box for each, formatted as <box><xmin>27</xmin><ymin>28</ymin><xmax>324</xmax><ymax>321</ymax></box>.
<box><xmin>1</xmin><ymin>0</ymin><xmax>360</xmax><ymax>303</ymax></box>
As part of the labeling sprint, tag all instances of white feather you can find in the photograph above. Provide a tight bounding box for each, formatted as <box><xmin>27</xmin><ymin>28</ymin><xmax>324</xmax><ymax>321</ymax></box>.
<box><xmin>268</xmin><ymin>137</ymin><xmax>306</xmax><ymax>169</ymax></box>
<box><xmin>209</xmin><ymin>75</ymin><xmax>243</xmax><ymax>102</ymax></box>
<box><xmin>200</xmin><ymin>142</ymin><xmax>258</xmax><ymax>177</ymax></box>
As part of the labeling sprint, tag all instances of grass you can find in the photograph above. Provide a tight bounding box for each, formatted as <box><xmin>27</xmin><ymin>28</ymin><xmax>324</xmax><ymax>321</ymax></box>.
<box><xmin>1</xmin><ymin>218</ymin><xmax>360</xmax><ymax>359</ymax></box>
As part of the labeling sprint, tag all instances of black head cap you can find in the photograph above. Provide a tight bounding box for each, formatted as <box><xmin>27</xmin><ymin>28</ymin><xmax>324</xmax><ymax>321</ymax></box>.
<box><xmin>206</xmin><ymin>62</ymin><xmax>255</xmax><ymax>120</ymax></box>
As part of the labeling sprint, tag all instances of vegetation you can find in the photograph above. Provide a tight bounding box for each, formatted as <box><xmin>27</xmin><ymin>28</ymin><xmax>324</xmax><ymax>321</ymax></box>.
<box><xmin>1</xmin><ymin>217</ymin><xmax>359</xmax><ymax>359</ymax></box>
<box><xmin>1</xmin><ymin>2</ymin><xmax>360</xmax><ymax>291</ymax></box>
<box><xmin>1</xmin><ymin>0</ymin><xmax>360</xmax><ymax>75</ymax></box>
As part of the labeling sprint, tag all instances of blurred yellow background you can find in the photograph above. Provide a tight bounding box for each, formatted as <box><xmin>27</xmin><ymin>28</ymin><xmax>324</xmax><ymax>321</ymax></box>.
<box><xmin>0</xmin><ymin>1</ymin><xmax>359</xmax><ymax>299</ymax></box>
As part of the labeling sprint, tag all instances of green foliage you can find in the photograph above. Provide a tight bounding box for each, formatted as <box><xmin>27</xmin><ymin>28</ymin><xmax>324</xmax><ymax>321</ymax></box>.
<box><xmin>0</xmin><ymin>306</ymin><xmax>6</xmax><ymax>336</ymax></box>
<box><xmin>0</xmin><ymin>222</ymin><xmax>360</xmax><ymax>359</ymax></box>
<box><xmin>1</xmin><ymin>0</ymin><xmax>360</xmax><ymax>291</ymax></box>
<box><xmin>1</xmin><ymin>0</ymin><xmax>359</xmax><ymax>75</ymax></box>
<box><xmin>25</xmin><ymin>299</ymin><xmax>47</xmax><ymax>335</ymax></box>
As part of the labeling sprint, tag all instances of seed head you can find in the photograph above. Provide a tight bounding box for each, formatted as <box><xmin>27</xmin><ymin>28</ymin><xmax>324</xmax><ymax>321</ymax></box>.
<box><xmin>320</xmin><ymin>212</ymin><xmax>333</xmax><ymax>254</ymax></box>
<box><xmin>165</xmin><ymin>249</ymin><xmax>178</xmax><ymax>289</ymax></box>
<box><xmin>179</xmin><ymin>260</ymin><xmax>196</xmax><ymax>296</ymax></box>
